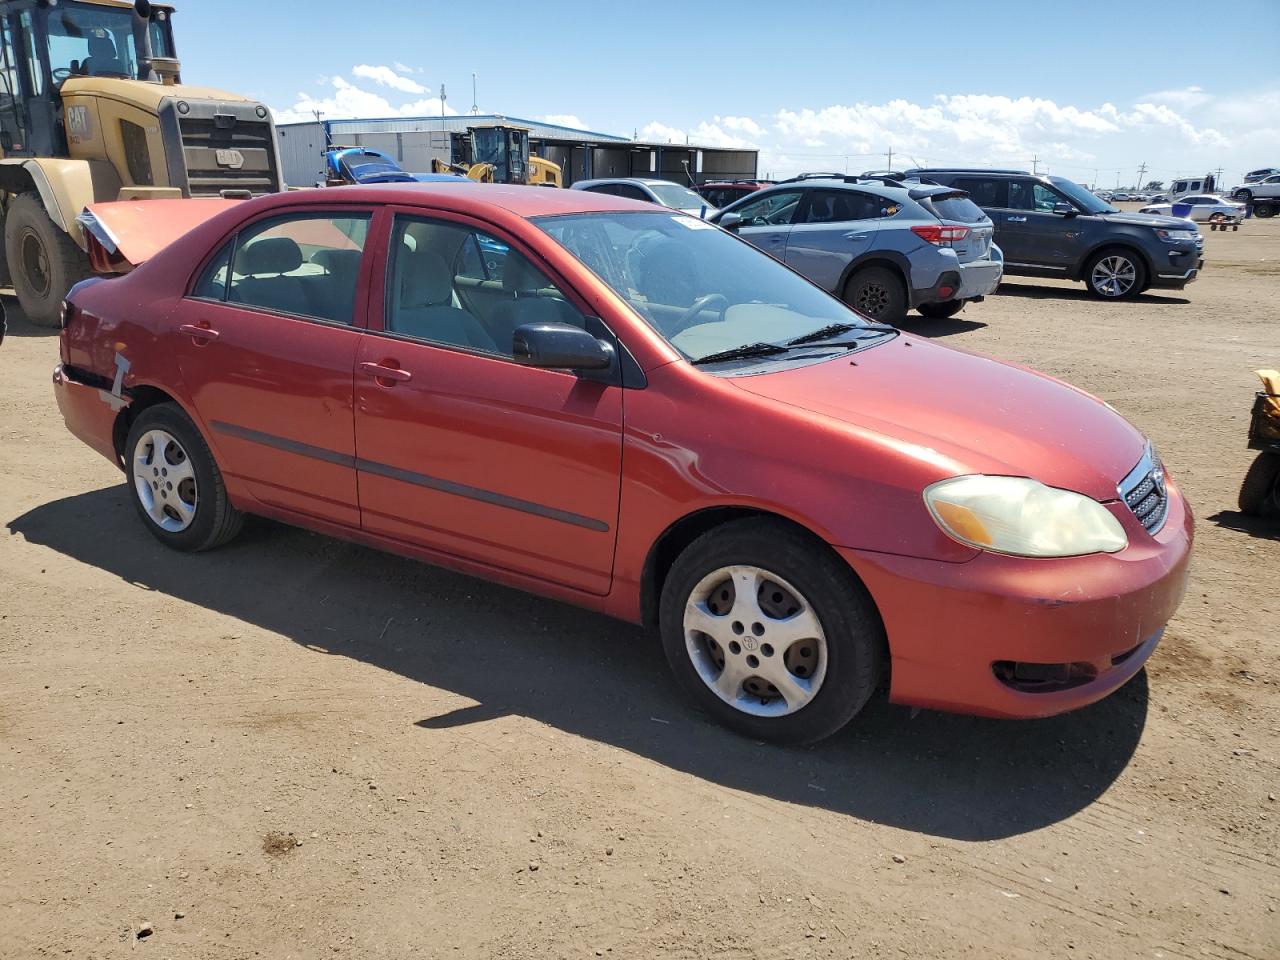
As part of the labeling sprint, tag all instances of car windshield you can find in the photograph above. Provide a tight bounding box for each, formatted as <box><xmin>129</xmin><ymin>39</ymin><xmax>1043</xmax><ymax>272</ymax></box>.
<box><xmin>1049</xmin><ymin>176</ymin><xmax>1117</xmax><ymax>215</ymax></box>
<box><xmin>533</xmin><ymin>211</ymin><xmax>872</xmax><ymax>364</ymax></box>
<box><xmin>646</xmin><ymin>182</ymin><xmax>715</xmax><ymax>210</ymax></box>
<box><xmin>41</xmin><ymin>1</ymin><xmax>175</xmax><ymax>80</ymax></box>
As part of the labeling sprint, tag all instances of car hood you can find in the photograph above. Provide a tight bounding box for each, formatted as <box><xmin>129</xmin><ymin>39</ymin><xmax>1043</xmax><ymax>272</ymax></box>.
<box><xmin>1097</xmin><ymin>210</ymin><xmax>1195</xmax><ymax>229</ymax></box>
<box><xmin>732</xmin><ymin>336</ymin><xmax>1147</xmax><ymax>501</ymax></box>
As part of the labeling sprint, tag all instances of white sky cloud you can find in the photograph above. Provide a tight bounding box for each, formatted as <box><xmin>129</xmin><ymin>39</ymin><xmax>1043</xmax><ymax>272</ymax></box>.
<box><xmin>351</xmin><ymin>63</ymin><xmax>428</xmax><ymax>95</ymax></box>
<box><xmin>538</xmin><ymin>114</ymin><xmax>589</xmax><ymax>130</ymax></box>
<box><xmin>272</xmin><ymin>71</ymin><xmax>456</xmax><ymax>125</ymax></box>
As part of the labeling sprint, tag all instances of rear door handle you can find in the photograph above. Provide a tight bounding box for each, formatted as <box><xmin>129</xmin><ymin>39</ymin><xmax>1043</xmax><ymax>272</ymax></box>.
<box><xmin>844</xmin><ymin>232</ymin><xmax>871</xmax><ymax>241</ymax></box>
<box><xmin>359</xmin><ymin>361</ymin><xmax>412</xmax><ymax>384</ymax></box>
<box><xmin>1006</xmin><ymin>216</ymin><xmax>1027</xmax><ymax>222</ymax></box>
<box><xmin>178</xmin><ymin>323</ymin><xmax>219</xmax><ymax>342</ymax></box>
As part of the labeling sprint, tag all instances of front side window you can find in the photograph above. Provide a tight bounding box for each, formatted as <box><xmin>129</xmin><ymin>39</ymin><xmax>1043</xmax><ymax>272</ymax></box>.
<box><xmin>732</xmin><ymin>189</ymin><xmax>803</xmax><ymax>226</ymax></box>
<box><xmin>223</xmin><ymin>212</ymin><xmax>370</xmax><ymax>324</ymax></box>
<box><xmin>535</xmin><ymin>211</ymin><xmax>876</xmax><ymax>364</ymax></box>
<box><xmin>386</xmin><ymin>216</ymin><xmax>585</xmax><ymax>357</ymax></box>
<box><xmin>1032</xmin><ymin>183</ymin><xmax>1063</xmax><ymax>212</ymax></box>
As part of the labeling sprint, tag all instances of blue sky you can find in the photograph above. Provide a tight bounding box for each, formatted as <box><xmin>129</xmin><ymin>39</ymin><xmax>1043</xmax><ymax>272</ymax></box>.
<box><xmin>175</xmin><ymin>0</ymin><xmax>1280</xmax><ymax>185</ymax></box>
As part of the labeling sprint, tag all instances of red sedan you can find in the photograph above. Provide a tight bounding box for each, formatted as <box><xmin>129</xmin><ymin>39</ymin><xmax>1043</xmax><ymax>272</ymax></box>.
<box><xmin>54</xmin><ymin>184</ymin><xmax>1193</xmax><ymax>743</ymax></box>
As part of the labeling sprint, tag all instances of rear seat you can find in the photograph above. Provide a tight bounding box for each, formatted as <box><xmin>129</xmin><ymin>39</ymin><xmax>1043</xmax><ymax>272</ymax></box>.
<box><xmin>229</xmin><ymin>239</ymin><xmax>364</xmax><ymax>325</ymax></box>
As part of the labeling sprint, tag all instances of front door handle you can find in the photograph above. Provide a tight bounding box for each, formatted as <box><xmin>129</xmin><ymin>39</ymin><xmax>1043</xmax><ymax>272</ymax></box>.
<box><xmin>178</xmin><ymin>323</ymin><xmax>219</xmax><ymax>343</ymax></box>
<box><xmin>1006</xmin><ymin>216</ymin><xmax>1027</xmax><ymax>222</ymax></box>
<box><xmin>359</xmin><ymin>361</ymin><xmax>412</xmax><ymax>385</ymax></box>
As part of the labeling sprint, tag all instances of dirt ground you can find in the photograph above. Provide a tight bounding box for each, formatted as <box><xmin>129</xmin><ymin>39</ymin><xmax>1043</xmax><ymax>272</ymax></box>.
<box><xmin>1</xmin><ymin>206</ymin><xmax>1277</xmax><ymax>960</ymax></box>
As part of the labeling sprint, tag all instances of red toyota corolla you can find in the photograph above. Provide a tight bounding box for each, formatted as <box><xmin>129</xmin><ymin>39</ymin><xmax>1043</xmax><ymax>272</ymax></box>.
<box><xmin>54</xmin><ymin>184</ymin><xmax>1192</xmax><ymax>743</ymax></box>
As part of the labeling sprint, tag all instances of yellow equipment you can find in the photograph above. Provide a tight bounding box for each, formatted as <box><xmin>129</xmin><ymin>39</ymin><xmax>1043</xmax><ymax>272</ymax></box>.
<box><xmin>0</xmin><ymin>0</ymin><xmax>283</xmax><ymax>325</ymax></box>
<box><xmin>430</xmin><ymin>123</ymin><xmax>561</xmax><ymax>188</ymax></box>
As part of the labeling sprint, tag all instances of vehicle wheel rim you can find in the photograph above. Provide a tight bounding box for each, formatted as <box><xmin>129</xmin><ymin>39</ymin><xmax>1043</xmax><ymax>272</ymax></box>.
<box><xmin>682</xmin><ymin>564</ymin><xmax>828</xmax><ymax>718</ymax></box>
<box><xmin>1091</xmin><ymin>256</ymin><xmax>1137</xmax><ymax>297</ymax></box>
<box><xmin>133</xmin><ymin>429</ymin><xmax>198</xmax><ymax>532</ymax></box>
<box><xmin>20</xmin><ymin>230</ymin><xmax>51</xmax><ymax>298</ymax></box>
<box><xmin>855</xmin><ymin>282</ymin><xmax>890</xmax><ymax>317</ymax></box>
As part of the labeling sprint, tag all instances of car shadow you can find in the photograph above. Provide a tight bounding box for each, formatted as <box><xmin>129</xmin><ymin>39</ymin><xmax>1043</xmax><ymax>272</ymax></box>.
<box><xmin>8</xmin><ymin>486</ymin><xmax>1150</xmax><ymax>842</ymax></box>
<box><xmin>0</xmin><ymin>294</ymin><xmax>58</xmax><ymax>338</ymax></box>
<box><xmin>1206</xmin><ymin>509</ymin><xmax>1278</xmax><ymax>539</ymax></box>
<box><xmin>995</xmin><ymin>282</ymin><xmax>1190</xmax><ymax>305</ymax></box>
<box><xmin>897</xmin><ymin>316</ymin><xmax>988</xmax><ymax>338</ymax></box>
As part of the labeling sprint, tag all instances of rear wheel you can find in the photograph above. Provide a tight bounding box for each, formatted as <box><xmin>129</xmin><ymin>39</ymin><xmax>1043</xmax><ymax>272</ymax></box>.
<box><xmin>124</xmin><ymin>404</ymin><xmax>243</xmax><ymax>551</ymax></box>
<box><xmin>1254</xmin><ymin>203</ymin><xmax>1275</xmax><ymax>219</ymax></box>
<box><xmin>1239</xmin><ymin>452</ymin><xmax>1280</xmax><ymax>517</ymax></box>
<box><xmin>659</xmin><ymin>518</ymin><xmax>885</xmax><ymax>744</ymax></box>
<box><xmin>916</xmin><ymin>299</ymin><xmax>965</xmax><ymax>320</ymax></box>
<box><xmin>1084</xmin><ymin>248</ymin><xmax>1146</xmax><ymax>300</ymax></box>
<box><xmin>3</xmin><ymin>192</ymin><xmax>92</xmax><ymax>327</ymax></box>
<box><xmin>843</xmin><ymin>266</ymin><xmax>907</xmax><ymax>325</ymax></box>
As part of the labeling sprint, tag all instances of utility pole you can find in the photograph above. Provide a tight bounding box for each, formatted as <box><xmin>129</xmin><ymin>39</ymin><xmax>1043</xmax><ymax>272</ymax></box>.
<box><xmin>1031</xmin><ymin>155</ymin><xmax>1039</xmax><ymax>175</ymax></box>
<box><xmin>1136</xmin><ymin>161</ymin><xmax>1148</xmax><ymax>191</ymax></box>
<box><xmin>439</xmin><ymin>83</ymin><xmax>446</xmax><ymax>119</ymax></box>
<box><xmin>470</xmin><ymin>73</ymin><xmax>479</xmax><ymax>115</ymax></box>
<box><xmin>885</xmin><ymin>146</ymin><xmax>893</xmax><ymax>171</ymax></box>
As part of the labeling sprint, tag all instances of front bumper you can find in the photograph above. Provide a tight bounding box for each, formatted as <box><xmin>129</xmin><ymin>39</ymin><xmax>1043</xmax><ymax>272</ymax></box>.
<box><xmin>841</xmin><ymin>481</ymin><xmax>1194</xmax><ymax>719</ymax></box>
<box><xmin>1151</xmin><ymin>241</ymin><xmax>1204</xmax><ymax>288</ymax></box>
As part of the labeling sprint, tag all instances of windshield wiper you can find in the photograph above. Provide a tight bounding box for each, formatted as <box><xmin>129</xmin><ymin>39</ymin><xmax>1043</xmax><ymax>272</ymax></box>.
<box><xmin>786</xmin><ymin>322</ymin><xmax>897</xmax><ymax>346</ymax></box>
<box><xmin>691</xmin><ymin>342</ymin><xmax>792</xmax><ymax>365</ymax></box>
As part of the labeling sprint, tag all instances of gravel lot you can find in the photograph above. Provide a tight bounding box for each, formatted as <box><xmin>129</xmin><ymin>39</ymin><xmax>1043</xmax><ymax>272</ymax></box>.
<box><xmin>1</xmin><ymin>207</ymin><xmax>1277</xmax><ymax>959</ymax></box>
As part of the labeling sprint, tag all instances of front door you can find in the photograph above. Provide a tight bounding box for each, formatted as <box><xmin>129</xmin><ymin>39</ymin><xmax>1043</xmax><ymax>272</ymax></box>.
<box><xmin>174</xmin><ymin>209</ymin><xmax>373</xmax><ymax>527</ymax></box>
<box><xmin>1001</xmin><ymin>180</ymin><xmax>1087</xmax><ymax>273</ymax></box>
<box><xmin>730</xmin><ymin>188</ymin><xmax>803</xmax><ymax>263</ymax></box>
<box><xmin>352</xmin><ymin>211</ymin><xmax>623</xmax><ymax>595</ymax></box>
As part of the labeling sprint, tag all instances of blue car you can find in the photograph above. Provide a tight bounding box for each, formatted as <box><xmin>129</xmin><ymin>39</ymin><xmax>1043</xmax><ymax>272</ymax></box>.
<box><xmin>324</xmin><ymin>148</ymin><xmax>465</xmax><ymax>186</ymax></box>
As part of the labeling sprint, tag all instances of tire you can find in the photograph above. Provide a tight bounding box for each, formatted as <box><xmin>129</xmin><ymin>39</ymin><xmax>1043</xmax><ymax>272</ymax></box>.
<box><xmin>658</xmin><ymin>517</ymin><xmax>885</xmax><ymax>744</ymax></box>
<box><xmin>1238</xmin><ymin>452</ymin><xmax>1280</xmax><ymax>517</ymax></box>
<box><xmin>1236</xmin><ymin>189</ymin><xmax>1253</xmax><ymax>203</ymax></box>
<box><xmin>916</xmin><ymin>299</ymin><xmax>965</xmax><ymax>320</ymax></box>
<box><xmin>843</xmin><ymin>266</ymin><xmax>907</xmax><ymax>325</ymax></box>
<box><xmin>124</xmin><ymin>403</ymin><xmax>243</xmax><ymax>551</ymax></box>
<box><xmin>1254</xmin><ymin>204</ymin><xmax>1275</xmax><ymax>219</ymax></box>
<box><xmin>1084</xmin><ymin>248</ymin><xmax>1147</xmax><ymax>300</ymax></box>
<box><xmin>3</xmin><ymin>192</ymin><xmax>92</xmax><ymax>327</ymax></box>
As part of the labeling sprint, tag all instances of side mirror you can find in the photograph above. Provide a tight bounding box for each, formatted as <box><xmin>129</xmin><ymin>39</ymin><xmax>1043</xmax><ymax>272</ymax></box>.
<box><xmin>1052</xmin><ymin>202</ymin><xmax>1077</xmax><ymax>217</ymax></box>
<box><xmin>512</xmin><ymin>322</ymin><xmax>613</xmax><ymax>371</ymax></box>
<box><xmin>718</xmin><ymin>212</ymin><xmax>744</xmax><ymax>231</ymax></box>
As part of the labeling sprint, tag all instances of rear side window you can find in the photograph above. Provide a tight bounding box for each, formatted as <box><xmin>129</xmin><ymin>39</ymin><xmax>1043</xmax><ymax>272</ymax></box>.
<box><xmin>192</xmin><ymin>241</ymin><xmax>232</xmax><ymax>300</ymax></box>
<box><xmin>951</xmin><ymin>178</ymin><xmax>1007</xmax><ymax>208</ymax></box>
<box><xmin>924</xmin><ymin>194</ymin><xmax>988</xmax><ymax>223</ymax></box>
<box><xmin>226</xmin><ymin>213</ymin><xmax>370</xmax><ymax>325</ymax></box>
<box><xmin>801</xmin><ymin>190</ymin><xmax>885</xmax><ymax>223</ymax></box>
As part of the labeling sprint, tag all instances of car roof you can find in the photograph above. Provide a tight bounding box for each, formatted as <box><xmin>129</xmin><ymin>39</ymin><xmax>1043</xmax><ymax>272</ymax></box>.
<box><xmin>573</xmin><ymin>177</ymin><xmax>678</xmax><ymax>188</ymax></box>
<box><xmin>239</xmin><ymin>182</ymin><xmax>651</xmax><ymax>218</ymax></box>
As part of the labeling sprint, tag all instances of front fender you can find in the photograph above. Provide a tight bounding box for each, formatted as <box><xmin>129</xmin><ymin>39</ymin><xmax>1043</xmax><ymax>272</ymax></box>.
<box><xmin>0</xmin><ymin>157</ymin><xmax>123</xmax><ymax>246</ymax></box>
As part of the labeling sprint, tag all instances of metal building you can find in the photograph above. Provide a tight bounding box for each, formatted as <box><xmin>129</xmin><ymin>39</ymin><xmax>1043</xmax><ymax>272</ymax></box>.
<box><xmin>276</xmin><ymin>114</ymin><xmax>758</xmax><ymax>188</ymax></box>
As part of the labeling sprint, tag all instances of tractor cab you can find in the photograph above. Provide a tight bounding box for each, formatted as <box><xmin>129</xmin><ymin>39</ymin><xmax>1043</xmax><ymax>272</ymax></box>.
<box><xmin>468</xmin><ymin>124</ymin><xmax>529</xmax><ymax>185</ymax></box>
<box><xmin>0</xmin><ymin>0</ymin><xmax>178</xmax><ymax>157</ymax></box>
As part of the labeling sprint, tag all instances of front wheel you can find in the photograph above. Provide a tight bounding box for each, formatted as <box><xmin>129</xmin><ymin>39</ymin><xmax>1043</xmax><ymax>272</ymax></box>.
<box><xmin>124</xmin><ymin>403</ymin><xmax>243</xmax><ymax>551</ymax></box>
<box><xmin>843</xmin><ymin>266</ymin><xmax>907</xmax><ymax>325</ymax></box>
<box><xmin>659</xmin><ymin>518</ymin><xmax>885</xmax><ymax>744</ymax></box>
<box><xmin>1084</xmin><ymin>249</ymin><xmax>1146</xmax><ymax>300</ymax></box>
<box><xmin>3</xmin><ymin>192</ymin><xmax>92</xmax><ymax>327</ymax></box>
<box><xmin>916</xmin><ymin>299</ymin><xmax>965</xmax><ymax>320</ymax></box>
<box><xmin>1239</xmin><ymin>452</ymin><xmax>1280</xmax><ymax>517</ymax></box>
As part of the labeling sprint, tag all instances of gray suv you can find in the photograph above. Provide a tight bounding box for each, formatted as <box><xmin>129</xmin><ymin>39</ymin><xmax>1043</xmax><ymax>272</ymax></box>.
<box><xmin>710</xmin><ymin>174</ymin><xmax>1003</xmax><ymax>324</ymax></box>
<box><xmin>911</xmin><ymin>169</ymin><xmax>1204</xmax><ymax>299</ymax></box>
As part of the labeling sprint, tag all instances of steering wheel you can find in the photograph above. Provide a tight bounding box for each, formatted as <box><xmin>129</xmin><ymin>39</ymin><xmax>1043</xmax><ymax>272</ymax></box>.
<box><xmin>668</xmin><ymin>294</ymin><xmax>729</xmax><ymax>337</ymax></box>
<box><xmin>52</xmin><ymin>68</ymin><xmax>73</xmax><ymax>83</ymax></box>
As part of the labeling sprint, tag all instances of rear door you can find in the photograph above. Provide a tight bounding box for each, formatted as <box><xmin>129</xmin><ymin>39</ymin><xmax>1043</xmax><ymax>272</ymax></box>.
<box><xmin>174</xmin><ymin>208</ymin><xmax>374</xmax><ymax>527</ymax></box>
<box><xmin>950</xmin><ymin>176</ymin><xmax>1026</xmax><ymax>260</ymax></box>
<box><xmin>728</xmin><ymin>188</ymin><xmax>803</xmax><ymax>261</ymax></box>
<box><xmin>786</xmin><ymin>189</ymin><xmax>882</xmax><ymax>291</ymax></box>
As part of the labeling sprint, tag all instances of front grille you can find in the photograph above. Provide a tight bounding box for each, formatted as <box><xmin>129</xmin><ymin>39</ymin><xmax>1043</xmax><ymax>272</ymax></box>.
<box><xmin>1118</xmin><ymin>446</ymin><xmax>1169</xmax><ymax>534</ymax></box>
<box><xmin>177</xmin><ymin>114</ymin><xmax>278</xmax><ymax>197</ymax></box>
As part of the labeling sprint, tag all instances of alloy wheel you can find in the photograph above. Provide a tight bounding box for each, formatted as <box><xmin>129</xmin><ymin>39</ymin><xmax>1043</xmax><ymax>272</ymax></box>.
<box><xmin>133</xmin><ymin>429</ymin><xmax>198</xmax><ymax>532</ymax></box>
<box><xmin>854</xmin><ymin>282</ymin><xmax>890</xmax><ymax>318</ymax></box>
<box><xmin>682</xmin><ymin>565</ymin><xmax>828</xmax><ymax>717</ymax></box>
<box><xmin>1091</xmin><ymin>255</ymin><xmax>1137</xmax><ymax>298</ymax></box>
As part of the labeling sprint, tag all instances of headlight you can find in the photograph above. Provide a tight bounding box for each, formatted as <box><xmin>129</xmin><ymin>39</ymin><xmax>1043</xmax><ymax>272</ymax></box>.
<box><xmin>924</xmin><ymin>476</ymin><xmax>1128</xmax><ymax>558</ymax></box>
<box><xmin>1155</xmin><ymin>228</ymin><xmax>1197</xmax><ymax>243</ymax></box>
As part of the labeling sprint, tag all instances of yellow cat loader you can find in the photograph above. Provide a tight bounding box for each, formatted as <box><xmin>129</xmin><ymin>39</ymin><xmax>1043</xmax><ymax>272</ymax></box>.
<box><xmin>431</xmin><ymin>122</ymin><xmax>562</xmax><ymax>188</ymax></box>
<box><xmin>0</xmin><ymin>0</ymin><xmax>283</xmax><ymax>325</ymax></box>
